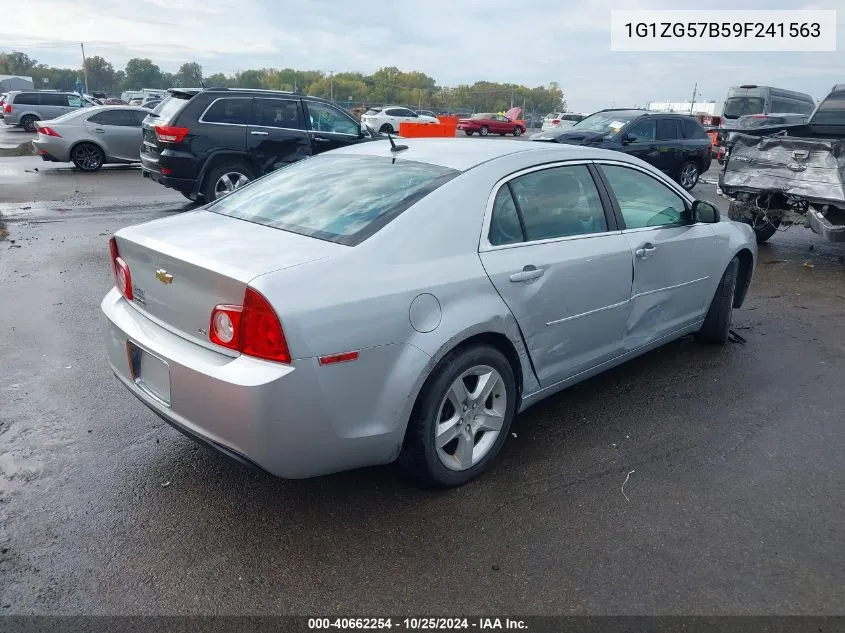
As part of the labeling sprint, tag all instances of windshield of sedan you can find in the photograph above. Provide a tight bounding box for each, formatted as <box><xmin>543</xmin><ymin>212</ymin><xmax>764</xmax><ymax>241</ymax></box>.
<box><xmin>207</xmin><ymin>154</ymin><xmax>459</xmax><ymax>246</ymax></box>
<box><xmin>570</xmin><ymin>111</ymin><xmax>640</xmax><ymax>137</ymax></box>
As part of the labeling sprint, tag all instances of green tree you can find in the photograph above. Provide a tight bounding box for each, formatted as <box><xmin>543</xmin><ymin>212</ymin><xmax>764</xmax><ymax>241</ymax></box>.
<box><xmin>83</xmin><ymin>56</ymin><xmax>117</xmax><ymax>92</ymax></box>
<box><xmin>0</xmin><ymin>51</ymin><xmax>38</xmax><ymax>75</ymax></box>
<box><xmin>205</xmin><ymin>73</ymin><xmax>232</xmax><ymax>88</ymax></box>
<box><xmin>175</xmin><ymin>62</ymin><xmax>203</xmax><ymax>88</ymax></box>
<box><xmin>234</xmin><ymin>69</ymin><xmax>265</xmax><ymax>89</ymax></box>
<box><xmin>124</xmin><ymin>58</ymin><xmax>163</xmax><ymax>89</ymax></box>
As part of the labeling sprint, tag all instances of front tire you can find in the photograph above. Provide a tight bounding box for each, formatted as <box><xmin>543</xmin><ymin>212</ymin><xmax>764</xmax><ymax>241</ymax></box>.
<box><xmin>513</xmin><ymin>127</ymin><xmax>523</xmax><ymax>136</ymax></box>
<box><xmin>399</xmin><ymin>344</ymin><xmax>517</xmax><ymax>487</ymax></box>
<box><xmin>678</xmin><ymin>161</ymin><xmax>699</xmax><ymax>190</ymax></box>
<box><xmin>695</xmin><ymin>257</ymin><xmax>739</xmax><ymax>344</ymax></box>
<box><xmin>202</xmin><ymin>162</ymin><xmax>255</xmax><ymax>202</ymax></box>
<box><xmin>752</xmin><ymin>217</ymin><xmax>780</xmax><ymax>244</ymax></box>
<box><xmin>21</xmin><ymin>115</ymin><xmax>38</xmax><ymax>132</ymax></box>
<box><xmin>71</xmin><ymin>143</ymin><xmax>105</xmax><ymax>172</ymax></box>
<box><xmin>479</xmin><ymin>125</ymin><xmax>489</xmax><ymax>137</ymax></box>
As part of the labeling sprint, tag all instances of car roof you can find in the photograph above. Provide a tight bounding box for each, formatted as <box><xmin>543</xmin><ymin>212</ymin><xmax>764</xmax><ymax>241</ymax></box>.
<box><xmin>327</xmin><ymin>137</ymin><xmax>637</xmax><ymax>171</ymax></box>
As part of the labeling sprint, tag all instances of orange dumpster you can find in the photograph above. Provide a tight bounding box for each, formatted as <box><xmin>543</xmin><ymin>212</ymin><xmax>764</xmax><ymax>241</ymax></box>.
<box><xmin>437</xmin><ymin>115</ymin><xmax>459</xmax><ymax>126</ymax></box>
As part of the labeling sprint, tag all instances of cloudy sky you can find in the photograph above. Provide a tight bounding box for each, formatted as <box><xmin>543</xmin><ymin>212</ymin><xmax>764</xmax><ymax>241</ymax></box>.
<box><xmin>2</xmin><ymin>0</ymin><xmax>842</xmax><ymax>112</ymax></box>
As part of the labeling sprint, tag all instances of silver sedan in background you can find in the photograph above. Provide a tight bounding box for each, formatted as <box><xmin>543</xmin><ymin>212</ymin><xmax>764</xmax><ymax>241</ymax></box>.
<box><xmin>101</xmin><ymin>139</ymin><xmax>757</xmax><ymax>487</ymax></box>
<box><xmin>32</xmin><ymin>105</ymin><xmax>150</xmax><ymax>171</ymax></box>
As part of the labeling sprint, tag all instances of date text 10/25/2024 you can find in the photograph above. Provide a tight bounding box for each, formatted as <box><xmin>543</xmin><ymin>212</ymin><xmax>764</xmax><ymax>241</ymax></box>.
<box><xmin>308</xmin><ymin>618</ymin><xmax>528</xmax><ymax>630</ymax></box>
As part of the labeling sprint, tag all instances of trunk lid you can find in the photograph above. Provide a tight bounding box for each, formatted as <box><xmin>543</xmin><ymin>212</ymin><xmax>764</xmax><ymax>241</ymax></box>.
<box><xmin>113</xmin><ymin>211</ymin><xmax>346</xmax><ymax>347</ymax></box>
<box><xmin>723</xmin><ymin>134</ymin><xmax>845</xmax><ymax>205</ymax></box>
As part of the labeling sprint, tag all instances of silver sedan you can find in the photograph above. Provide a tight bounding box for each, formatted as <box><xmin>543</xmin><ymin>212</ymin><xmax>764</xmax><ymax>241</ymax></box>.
<box><xmin>101</xmin><ymin>138</ymin><xmax>758</xmax><ymax>487</ymax></box>
<box><xmin>32</xmin><ymin>105</ymin><xmax>150</xmax><ymax>171</ymax></box>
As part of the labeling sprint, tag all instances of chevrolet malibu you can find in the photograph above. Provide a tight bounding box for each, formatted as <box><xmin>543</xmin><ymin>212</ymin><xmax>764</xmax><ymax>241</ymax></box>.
<box><xmin>102</xmin><ymin>138</ymin><xmax>757</xmax><ymax>487</ymax></box>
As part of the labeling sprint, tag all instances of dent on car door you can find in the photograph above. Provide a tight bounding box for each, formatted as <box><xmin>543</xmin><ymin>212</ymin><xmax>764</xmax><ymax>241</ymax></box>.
<box><xmin>478</xmin><ymin>164</ymin><xmax>633</xmax><ymax>386</ymax></box>
<box><xmin>598</xmin><ymin>163</ymin><xmax>717</xmax><ymax>349</ymax></box>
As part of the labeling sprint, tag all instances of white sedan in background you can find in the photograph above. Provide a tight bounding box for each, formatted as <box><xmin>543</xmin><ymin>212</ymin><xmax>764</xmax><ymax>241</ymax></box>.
<box><xmin>361</xmin><ymin>106</ymin><xmax>439</xmax><ymax>134</ymax></box>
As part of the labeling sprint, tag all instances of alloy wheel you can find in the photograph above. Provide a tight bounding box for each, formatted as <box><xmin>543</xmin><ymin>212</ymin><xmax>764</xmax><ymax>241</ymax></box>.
<box><xmin>434</xmin><ymin>365</ymin><xmax>507</xmax><ymax>471</ymax></box>
<box><xmin>214</xmin><ymin>172</ymin><xmax>249</xmax><ymax>198</ymax></box>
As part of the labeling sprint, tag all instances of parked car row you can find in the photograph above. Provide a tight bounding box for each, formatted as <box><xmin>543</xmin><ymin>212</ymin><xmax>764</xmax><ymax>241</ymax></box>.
<box><xmin>530</xmin><ymin>109</ymin><xmax>713</xmax><ymax>191</ymax></box>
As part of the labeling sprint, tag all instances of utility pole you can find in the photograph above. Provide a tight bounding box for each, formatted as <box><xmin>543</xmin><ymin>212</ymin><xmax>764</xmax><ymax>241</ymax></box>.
<box><xmin>510</xmin><ymin>86</ymin><xmax>514</xmax><ymax>109</ymax></box>
<box><xmin>80</xmin><ymin>42</ymin><xmax>89</xmax><ymax>93</ymax></box>
<box><xmin>329</xmin><ymin>71</ymin><xmax>334</xmax><ymax>102</ymax></box>
<box><xmin>418</xmin><ymin>88</ymin><xmax>422</xmax><ymax>110</ymax></box>
<box><xmin>689</xmin><ymin>82</ymin><xmax>698</xmax><ymax>114</ymax></box>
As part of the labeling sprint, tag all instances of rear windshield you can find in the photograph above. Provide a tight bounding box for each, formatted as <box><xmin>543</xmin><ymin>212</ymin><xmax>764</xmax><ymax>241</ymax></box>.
<box><xmin>723</xmin><ymin>97</ymin><xmax>765</xmax><ymax>118</ymax></box>
<box><xmin>153</xmin><ymin>95</ymin><xmax>191</xmax><ymax>123</ymax></box>
<box><xmin>364</xmin><ymin>108</ymin><xmax>382</xmax><ymax>115</ymax></box>
<box><xmin>207</xmin><ymin>154</ymin><xmax>460</xmax><ymax>246</ymax></box>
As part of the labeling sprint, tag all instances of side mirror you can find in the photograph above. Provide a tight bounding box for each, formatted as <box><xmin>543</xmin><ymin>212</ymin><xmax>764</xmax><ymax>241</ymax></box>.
<box><xmin>621</xmin><ymin>133</ymin><xmax>634</xmax><ymax>144</ymax></box>
<box><xmin>692</xmin><ymin>200</ymin><xmax>720</xmax><ymax>223</ymax></box>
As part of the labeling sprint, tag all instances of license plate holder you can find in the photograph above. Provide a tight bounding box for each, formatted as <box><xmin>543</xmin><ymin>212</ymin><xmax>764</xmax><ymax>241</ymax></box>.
<box><xmin>126</xmin><ymin>341</ymin><xmax>171</xmax><ymax>407</ymax></box>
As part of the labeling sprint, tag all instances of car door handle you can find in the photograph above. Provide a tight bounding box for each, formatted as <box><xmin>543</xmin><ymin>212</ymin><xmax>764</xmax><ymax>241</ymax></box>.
<box><xmin>250</xmin><ymin>131</ymin><xmax>269</xmax><ymax>136</ymax></box>
<box><xmin>635</xmin><ymin>244</ymin><xmax>657</xmax><ymax>259</ymax></box>
<box><xmin>93</xmin><ymin>128</ymin><xmax>106</xmax><ymax>133</ymax></box>
<box><xmin>509</xmin><ymin>266</ymin><xmax>544</xmax><ymax>282</ymax></box>
<box><xmin>313</xmin><ymin>136</ymin><xmax>332</xmax><ymax>143</ymax></box>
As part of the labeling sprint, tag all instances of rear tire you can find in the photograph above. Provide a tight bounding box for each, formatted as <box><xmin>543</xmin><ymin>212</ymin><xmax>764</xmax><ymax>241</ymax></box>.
<box><xmin>379</xmin><ymin>123</ymin><xmax>394</xmax><ymax>134</ymax></box>
<box><xmin>465</xmin><ymin>130</ymin><xmax>474</xmax><ymax>136</ymax></box>
<box><xmin>21</xmin><ymin>115</ymin><xmax>38</xmax><ymax>132</ymax></box>
<box><xmin>678</xmin><ymin>160</ymin><xmax>699</xmax><ymax>190</ymax></box>
<box><xmin>479</xmin><ymin>126</ymin><xmax>489</xmax><ymax>137</ymax></box>
<box><xmin>71</xmin><ymin>143</ymin><xmax>105</xmax><ymax>172</ymax></box>
<box><xmin>752</xmin><ymin>218</ymin><xmax>780</xmax><ymax>244</ymax></box>
<box><xmin>399</xmin><ymin>344</ymin><xmax>517</xmax><ymax>488</ymax></box>
<box><xmin>202</xmin><ymin>162</ymin><xmax>255</xmax><ymax>202</ymax></box>
<box><xmin>695</xmin><ymin>257</ymin><xmax>739</xmax><ymax>345</ymax></box>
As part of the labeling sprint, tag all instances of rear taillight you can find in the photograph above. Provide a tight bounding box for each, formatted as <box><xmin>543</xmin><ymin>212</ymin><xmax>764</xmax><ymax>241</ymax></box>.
<box><xmin>37</xmin><ymin>126</ymin><xmax>61</xmax><ymax>137</ymax></box>
<box><xmin>3</xmin><ymin>104</ymin><xmax>11</xmax><ymax>114</ymax></box>
<box><xmin>154</xmin><ymin>124</ymin><xmax>189</xmax><ymax>143</ymax></box>
<box><xmin>209</xmin><ymin>288</ymin><xmax>291</xmax><ymax>363</ymax></box>
<box><xmin>552</xmin><ymin>119</ymin><xmax>560</xmax><ymax>124</ymax></box>
<box><xmin>109</xmin><ymin>237</ymin><xmax>133</xmax><ymax>301</ymax></box>
<box><xmin>751</xmin><ymin>114</ymin><xmax>767</xmax><ymax>119</ymax></box>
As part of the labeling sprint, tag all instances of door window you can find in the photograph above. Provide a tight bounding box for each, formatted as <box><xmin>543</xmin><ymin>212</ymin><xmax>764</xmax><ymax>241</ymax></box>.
<box><xmin>66</xmin><ymin>95</ymin><xmax>84</xmax><ymax>108</ymax></box>
<box><xmin>87</xmin><ymin>109</ymin><xmax>140</xmax><ymax>126</ymax></box>
<box><xmin>601</xmin><ymin>165</ymin><xmax>687</xmax><ymax>229</ymax></box>
<box><xmin>201</xmin><ymin>98</ymin><xmax>252</xmax><ymax>125</ymax></box>
<box><xmin>625</xmin><ymin>118</ymin><xmax>656</xmax><ymax>142</ymax></box>
<box><xmin>254</xmin><ymin>98</ymin><xmax>304</xmax><ymax>129</ymax></box>
<box><xmin>492</xmin><ymin>165</ymin><xmax>608</xmax><ymax>243</ymax></box>
<box><xmin>304</xmin><ymin>101</ymin><xmax>359</xmax><ymax>135</ymax></box>
<box><xmin>657</xmin><ymin>119</ymin><xmax>682</xmax><ymax>140</ymax></box>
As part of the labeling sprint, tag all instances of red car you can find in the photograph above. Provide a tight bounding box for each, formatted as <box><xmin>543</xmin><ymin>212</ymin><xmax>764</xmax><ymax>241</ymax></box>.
<box><xmin>458</xmin><ymin>112</ymin><xmax>526</xmax><ymax>137</ymax></box>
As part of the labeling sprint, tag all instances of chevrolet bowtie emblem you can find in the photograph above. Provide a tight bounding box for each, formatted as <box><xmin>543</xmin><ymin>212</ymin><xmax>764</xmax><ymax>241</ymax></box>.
<box><xmin>155</xmin><ymin>269</ymin><xmax>174</xmax><ymax>284</ymax></box>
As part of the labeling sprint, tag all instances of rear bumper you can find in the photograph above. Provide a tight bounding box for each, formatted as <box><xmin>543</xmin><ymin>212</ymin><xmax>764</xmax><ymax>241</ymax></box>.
<box><xmin>32</xmin><ymin>138</ymin><xmax>70</xmax><ymax>162</ymax></box>
<box><xmin>141</xmin><ymin>163</ymin><xmax>195</xmax><ymax>196</ymax></box>
<box><xmin>807</xmin><ymin>206</ymin><xmax>845</xmax><ymax>242</ymax></box>
<box><xmin>101</xmin><ymin>288</ymin><xmax>419</xmax><ymax>479</ymax></box>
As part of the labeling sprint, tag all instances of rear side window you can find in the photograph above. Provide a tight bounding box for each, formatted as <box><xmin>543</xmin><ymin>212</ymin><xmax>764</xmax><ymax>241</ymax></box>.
<box><xmin>812</xmin><ymin>91</ymin><xmax>845</xmax><ymax>125</ymax></box>
<box><xmin>201</xmin><ymin>98</ymin><xmax>252</xmax><ymax>125</ymax></box>
<box><xmin>208</xmin><ymin>155</ymin><xmax>459</xmax><ymax>246</ymax></box>
<box><xmin>657</xmin><ymin>119</ymin><xmax>682</xmax><ymax>140</ymax></box>
<box><xmin>683</xmin><ymin>119</ymin><xmax>708</xmax><ymax>139</ymax></box>
<box><xmin>254</xmin><ymin>98</ymin><xmax>304</xmax><ymax>129</ymax></box>
<box><xmin>14</xmin><ymin>93</ymin><xmax>40</xmax><ymax>105</ymax></box>
<box><xmin>88</xmin><ymin>109</ymin><xmax>141</xmax><ymax>127</ymax></box>
<box><xmin>41</xmin><ymin>93</ymin><xmax>69</xmax><ymax>106</ymax></box>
